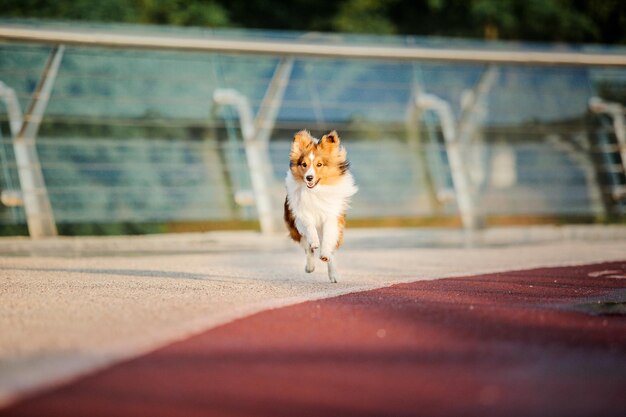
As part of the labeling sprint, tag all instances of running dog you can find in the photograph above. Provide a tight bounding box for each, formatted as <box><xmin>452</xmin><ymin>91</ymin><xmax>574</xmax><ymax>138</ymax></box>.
<box><xmin>284</xmin><ymin>130</ymin><xmax>357</xmax><ymax>283</ymax></box>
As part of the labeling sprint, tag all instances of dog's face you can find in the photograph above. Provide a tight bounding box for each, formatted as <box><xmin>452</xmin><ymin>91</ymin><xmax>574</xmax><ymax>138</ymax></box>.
<box><xmin>289</xmin><ymin>130</ymin><xmax>349</xmax><ymax>189</ymax></box>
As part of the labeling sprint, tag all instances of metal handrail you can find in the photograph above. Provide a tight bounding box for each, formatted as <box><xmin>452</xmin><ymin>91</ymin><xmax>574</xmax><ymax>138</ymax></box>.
<box><xmin>1</xmin><ymin>26</ymin><xmax>626</xmax><ymax>66</ymax></box>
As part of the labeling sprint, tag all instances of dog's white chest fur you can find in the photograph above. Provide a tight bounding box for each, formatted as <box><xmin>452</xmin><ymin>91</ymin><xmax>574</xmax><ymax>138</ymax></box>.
<box><xmin>285</xmin><ymin>171</ymin><xmax>357</xmax><ymax>225</ymax></box>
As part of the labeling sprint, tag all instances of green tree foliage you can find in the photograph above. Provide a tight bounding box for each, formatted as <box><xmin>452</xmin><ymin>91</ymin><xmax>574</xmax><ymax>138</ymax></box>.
<box><xmin>390</xmin><ymin>0</ymin><xmax>625</xmax><ymax>43</ymax></box>
<box><xmin>209</xmin><ymin>0</ymin><xmax>341</xmax><ymax>32</ymax></box>
<box><xmin>0</xmin><ymin>0</ymin><xmax>230</xmax><ymax>27</ymax></box>
<box><xmin>470</xmin><ymin>0</ymin><xmax>597</xmax><ymax>42</ymax></box>
<box><xmin>333</xmin><ymin>0</ymin><xmax>396</xmax><ymax>34</ymax></box>
<box><xmin>135</xmin><ymin>0</ymin><xmax>229</xmax><ymax>26</ymax></box>
<box><xmin>0</xmin><ymin>0</ymin><xmax>624</xmax><ymax>44</ymax></box>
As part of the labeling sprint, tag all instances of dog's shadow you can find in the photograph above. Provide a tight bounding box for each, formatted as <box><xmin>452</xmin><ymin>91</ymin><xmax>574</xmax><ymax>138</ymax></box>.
<box><xmin>3</xmin><ymin>267</ymin><xmax>242</xmax><ymax>282</ymax></box>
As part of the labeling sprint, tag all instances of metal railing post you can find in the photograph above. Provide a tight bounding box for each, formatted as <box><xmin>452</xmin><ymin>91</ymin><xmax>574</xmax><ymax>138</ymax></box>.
<box><xmin>212</xmin><ymin>89</ymin><xmax>276</xmax><ymax>234</ymax></box>
<box><xmin>589</xmin><ymin>97</ymin><xmax>626</xmax><ymax>173</ymax></box>
<box><xmin>0</xmin><ymin>82</ymin><xmax>25</xmax><ymax>210</ymax></box>
<box><xmin>405</xmin><ymin>90</ymin><xmax>442</xmax><ymax>213</ymax></box>
<box><xmin>254</xmin><ymin>57</ymin><xmax>294</xmax><ymax>145</ymax></box>
<box><xmin>589</xmin><ymin>97</ymin><xmax>626</xmax><ymax>202</ymax></box>
<box><xmin>0</xmin><ymin>81</ymin><xmax>23</xmax><ymax>136</ymax></box>
<box><xmin>211</xmin><ymin>58</ymin><xmax>294</xmax><ymax>235</ymax></box>
<box><xmin>415</xmin><ymin>93</ymin><xmax>478</xmax><ymax>230</ymax></box>
<box><xmin>13</xmin><ymin>45</ymin><xmax>64</xmax><ymax>238</ymax></box>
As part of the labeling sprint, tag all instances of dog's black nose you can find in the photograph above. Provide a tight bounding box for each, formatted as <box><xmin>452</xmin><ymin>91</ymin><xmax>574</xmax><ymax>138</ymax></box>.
<box><xmin>306</xmin><ymin>175</ymin><xmax>314</xmax><ymax>182</ymax></box>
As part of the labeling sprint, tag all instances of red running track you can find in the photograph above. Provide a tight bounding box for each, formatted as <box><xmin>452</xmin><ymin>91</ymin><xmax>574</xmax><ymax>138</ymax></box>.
<box><xmin>2</xmin><ymin>261</ymin><xmax>626</xmax><ymax>417</ymax></box>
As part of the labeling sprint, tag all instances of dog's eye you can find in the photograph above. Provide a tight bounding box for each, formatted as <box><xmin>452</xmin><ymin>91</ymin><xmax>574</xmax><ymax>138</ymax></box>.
<box><xmin>316</xmin><ymin>163</ymin><xmax>322</xmax><ymax>167</ymax></box>
<box><xmin>301</xmin><ymin>162</ymin><xmax>307</xmax><ymax>168</ymax></box>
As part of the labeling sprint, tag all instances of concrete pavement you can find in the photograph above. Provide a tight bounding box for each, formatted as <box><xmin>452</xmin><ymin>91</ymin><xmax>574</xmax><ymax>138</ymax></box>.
<box><xmin>1</xmin><ymin>226</ymin><xmax>625</xmax><ymax>407</ymax></box>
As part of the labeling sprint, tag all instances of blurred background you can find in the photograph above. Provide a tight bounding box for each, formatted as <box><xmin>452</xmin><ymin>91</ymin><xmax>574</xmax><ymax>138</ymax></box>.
<box><xmin>1</xmin><ymin>0</ymin><xmax>625</xmax><ymax>237</ymax></box>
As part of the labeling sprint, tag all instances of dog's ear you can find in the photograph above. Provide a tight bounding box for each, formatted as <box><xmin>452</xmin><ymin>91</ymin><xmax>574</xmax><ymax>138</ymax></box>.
<box><xmin>291</xmin><ymin>130</ymin><xmax>313</xmax><ymax>157</ymax></box>
<box><xmin>320</xmin><ymin>130</ymin><xmax>340</xmax><ymax>148</ymax></box>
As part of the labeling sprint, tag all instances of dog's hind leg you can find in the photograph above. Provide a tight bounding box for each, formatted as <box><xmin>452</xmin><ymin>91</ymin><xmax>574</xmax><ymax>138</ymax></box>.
<box><xmin>300</xmin><ymin>239</ymin><xmax>316</xmax><ymax>273</ymax></box>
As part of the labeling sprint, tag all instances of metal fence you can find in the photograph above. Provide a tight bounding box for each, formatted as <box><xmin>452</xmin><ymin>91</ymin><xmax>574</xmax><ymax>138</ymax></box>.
<box><xmin>1</xmin><ymin>20</ymin><xmax>625</xmax><ymax>237</ymax></box>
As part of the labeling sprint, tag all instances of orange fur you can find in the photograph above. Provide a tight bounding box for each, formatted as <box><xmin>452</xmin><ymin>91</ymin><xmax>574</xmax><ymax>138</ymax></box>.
<box><xmin>288</xmin><ymin>130</ymin><xmax>349</xmax><ymax>187</ymax></box>
<box><xmin>284</xmin><ymin>197</ymin><xmax>301</xmax><ymax>242</ymax></box>
<box><xmin>336</xmin><ymin>213</ymin><xmax>346</xmax><ymax>248</ymax></box>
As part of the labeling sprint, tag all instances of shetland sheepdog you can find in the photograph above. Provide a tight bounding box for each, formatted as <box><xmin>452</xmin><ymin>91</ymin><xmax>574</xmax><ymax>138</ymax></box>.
<box><xmin>284</xmin><ymin>130</ymin><xmax>357</xmax><ymax>283</ymax></box>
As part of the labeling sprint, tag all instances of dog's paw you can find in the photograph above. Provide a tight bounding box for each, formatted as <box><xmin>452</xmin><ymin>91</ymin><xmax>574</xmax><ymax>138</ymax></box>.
<box><xmin>305</xmin><ymin>263</ymin><xmax>315</xmax><ymax>273</ymax></box>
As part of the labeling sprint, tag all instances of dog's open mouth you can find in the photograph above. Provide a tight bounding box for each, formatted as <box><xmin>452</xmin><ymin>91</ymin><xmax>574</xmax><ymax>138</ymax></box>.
<box><xmin>306</xmin><ymin>180</ymin><xmax>320</xmax><ymax>189</ymax></box>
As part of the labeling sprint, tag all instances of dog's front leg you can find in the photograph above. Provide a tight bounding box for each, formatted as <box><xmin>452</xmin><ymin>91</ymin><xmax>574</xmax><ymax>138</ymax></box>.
<box><xmin>326</xmin><ymin>255</ymin><xmax>338</xmax><ymax>283</ymax></box>
<box><xmin>300</xmin><ymin>239</ymin><xmax>316</xmax><ymax>273</ymax></box>
<box><xmin>295</xmin><ymin>217</ymin><xmax>319</xmax><ymax>252</ymax></box>
<box><xmin>320</xmin><ymin>218</ymin><xmax>340</xmax><ymax>283</ymax></box>
<box><xmin>319</xmin><ymin>218</ymin><xmax>339</xmax><ymax>263</ymax></box>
